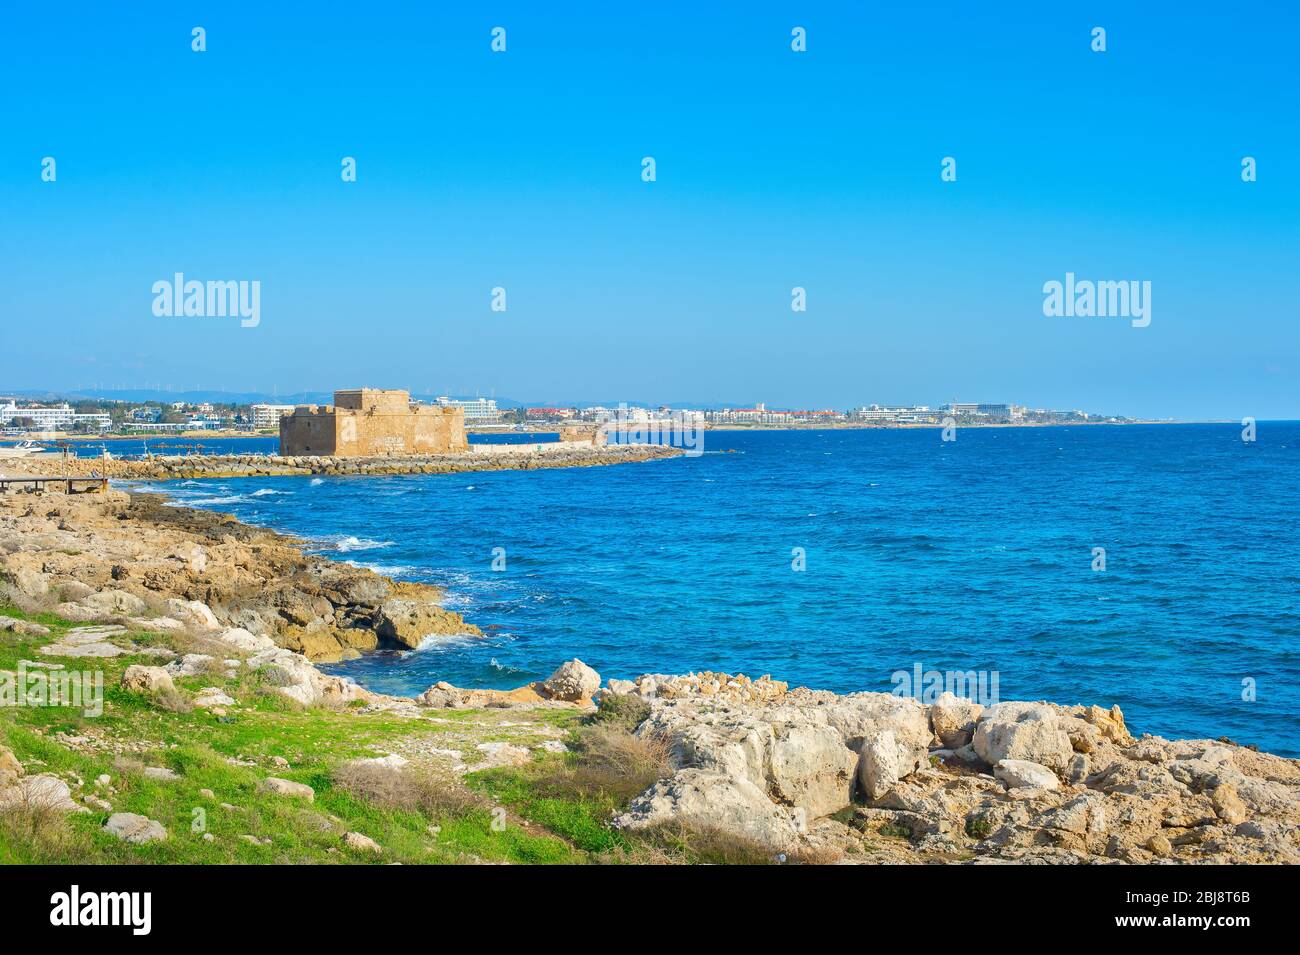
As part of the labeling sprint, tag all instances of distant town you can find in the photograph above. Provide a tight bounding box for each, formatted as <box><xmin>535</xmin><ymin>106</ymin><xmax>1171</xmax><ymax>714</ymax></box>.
<box><xmin>0</xmin><ymin>393</ymin><xmax>1147</xmax><ymax>439</ymax></box>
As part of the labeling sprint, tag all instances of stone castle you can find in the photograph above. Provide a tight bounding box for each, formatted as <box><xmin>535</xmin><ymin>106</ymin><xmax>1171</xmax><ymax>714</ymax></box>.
<box><xmin>279</xmin><ymin>389</ymin><xmax>467</xmax><ymax>457</ymax></box>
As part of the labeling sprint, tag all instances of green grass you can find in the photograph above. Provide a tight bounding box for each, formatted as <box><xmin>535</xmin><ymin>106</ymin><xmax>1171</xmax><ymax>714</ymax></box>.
<box><xmin>0</xmin><ymin>602</ymin><xmax>599</xmax><ymax>864</ymax></box>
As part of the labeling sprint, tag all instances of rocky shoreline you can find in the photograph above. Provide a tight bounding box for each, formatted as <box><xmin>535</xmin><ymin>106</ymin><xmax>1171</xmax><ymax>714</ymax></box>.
<box><xmin>0</xmin><ymin>490</ymin><xmax>474</xmax><ymax>663</ymax></box>
<box><xmin>0</xmin><ymin>444</ymin><xmax>681</xmax><ymax>481</ymax></box>
<box><xmin>2</xmin><ymin>487</ymin><xmax>1297</xmax><ymax>864</ymax></box>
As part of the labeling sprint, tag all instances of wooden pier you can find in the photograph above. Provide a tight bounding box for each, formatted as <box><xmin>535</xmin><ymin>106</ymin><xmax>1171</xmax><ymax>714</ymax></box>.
<box><xmin>0</xmin><ymin>475</ymin><xmax>109</xmax><ymax>494</ymax></box>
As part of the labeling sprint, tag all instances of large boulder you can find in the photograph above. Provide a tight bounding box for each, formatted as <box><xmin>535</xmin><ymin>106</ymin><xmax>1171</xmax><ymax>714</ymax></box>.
<box><xmin>929</xmin><ymin>691</ymin><xmax>984</xmax><ymax>748</ymax></box>
<box><xmin>613</xmin><ymin>768</ymin><xmax>805</xmax><ymax>850</ymax></box>
<box><xmin>973</xmin><ymin>702</ymin><xmax>1074</xmax><ymax>771</ymax></box>
<box><xmin>80</xmin><ymin>589</ymin><xmax>148</xmax><ymax>616</ymax></box>
<box><xmin>0</xmin><ymin>615</ymin><xmax>49</xmax><ymax>636</ymax></box>
<box><xmin>212</xmin><ymin>627</ymin><xmax>276</xmax><ymax>655</ymax></box>
<box><xmin>375</xmin><ymin>597</ymin><xmax>467</xmax><ymax>650</ymax></box>
<box><xmin>0</xmin><ymin>775</ymin><xmax>83</xmax><ymax>813</ymax></box>
<box><xmin>637</xmin><ymin>690</ymin><xmax>919</xmax><ymax>821</ymax></box>
<box><xmin>104</xmin><ymin>812</ymin><xmax>168</xmax><ymax>844</ymax></box>
<box><xmin>857</xmin><ymin>729</ymin><xmax>903</xmax><ymax>801</ymax></box>
<box><xmin>994</xmin><ymin>759</ymin><xmax>1060</xmax><ymax>790</ymax></box>
<box><xmin>258</xmin><ymin>777</ymin><xmax>315</xmax><ymax>801</ymax></box>
<box><xmin>120</xmin><ymin>665</ymin><xmax>177</xmax><ymax>697</ymax></box>
<box><xmin>248</xmin><ymin>647</ymin><xmax>363</xmax><ymax>706</ymax></box>
<box><xmin>538</xmin><ymin>659</ymin><xmax>601</xmax><ymax>702</ymax></box>
<box><xmin>768</xmin><ymin>722</ymin><xmax>857</xmax><ymax>816</ymax></box>
<box><xmin>164</xmin><ymin>598</ymin><xmax>221</xmax><ymax>630</ymax></box>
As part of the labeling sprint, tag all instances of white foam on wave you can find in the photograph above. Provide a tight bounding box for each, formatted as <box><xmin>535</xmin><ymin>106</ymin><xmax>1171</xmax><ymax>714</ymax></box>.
<box><xmin>410</xmin><ymin>632</ymin><xmax>486</xmax><ymax>653</ymax></box>
<box><xmin>251</xmin><ymin>488</ymin><xmax>292</xmax><ymax>497</ymax></box>
<box><xmin>316</xmin><ymin>535</ymin><xmax>393</xmax><ymax>553</ymax></box>
<box><xmin>345</xmin><ymin>560</ymin><xmax>418</xmax><ymax>576</ymax></box>
<box><xmin>310</xmin><ymin>478</ymin><xmax>324</xmax><ymax>486</ymax></box>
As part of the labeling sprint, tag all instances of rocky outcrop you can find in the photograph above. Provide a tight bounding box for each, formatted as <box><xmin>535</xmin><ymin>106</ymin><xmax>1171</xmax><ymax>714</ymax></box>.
<box><xmin>605</xmin><ymin>671</ymin><xmax>1300</xmax><ymax>863</ymax></box>
<box><xmin>0</xmin><ymin>491</ymin><xmax>478</xmax><ymax>663</ymax></box>
<box><xmin>375</xmin><ymin>589</ymin><xmax>476</xmax><ymax>650</ymax></box>
<box><xmin>414</xmin><ymin>658</ymin><xmax>604</xmax><ymax>710</ymax></box>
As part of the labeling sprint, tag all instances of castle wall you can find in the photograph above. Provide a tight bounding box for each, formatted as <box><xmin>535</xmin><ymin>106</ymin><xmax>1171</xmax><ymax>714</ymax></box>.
<box><xmin>279</xmin><ymin>391</ymin><xmax>467</xmax><ymax>457</ymax></box>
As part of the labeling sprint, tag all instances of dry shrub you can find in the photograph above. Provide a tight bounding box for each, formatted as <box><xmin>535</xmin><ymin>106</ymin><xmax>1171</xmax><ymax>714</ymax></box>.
<box><xmin>331</xmin><ymin>761</ymin><xmax>486</xmax><ymax>818</ymax></box>
<box><xmin>152</xmin><ymin>687</ymin><xmax>192</xmax><ymax>714</ymax></box>
<box><xmin>535</xmin><ymin>724</ymin><xmax>670</xmax><ymax>804</ymax></box>
<box><xmin>587</xmin><ymin>693</ymin><xmax>651</xmax><ymax>732</ymax></box>
<box><xmin>0</xmin><ymin>793</ymin><xmax>78</xmax><ymax>860</ymax></box>
<box><xmin>112</xmin><ymin>756</ymin><xmax>145</xmax><ymax>777</ymax></box>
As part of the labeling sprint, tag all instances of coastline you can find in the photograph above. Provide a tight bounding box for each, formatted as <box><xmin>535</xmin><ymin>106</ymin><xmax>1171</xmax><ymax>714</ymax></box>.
<box><xmin>0</xmin><ymin>443</ymin><xmax>682</xmax><ymax>481</ymax></box>
<box><xmin>2</xmin><ymin>480</ymin><xmax>1297</xmax><ymax>864</ymax></box>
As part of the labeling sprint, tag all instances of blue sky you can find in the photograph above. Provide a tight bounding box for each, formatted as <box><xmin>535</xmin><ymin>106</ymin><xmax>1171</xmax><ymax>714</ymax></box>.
<box><xmin>1</xmin><ymin>2</ymin><xmax>1297</xmax><ymax>417</ymax></box>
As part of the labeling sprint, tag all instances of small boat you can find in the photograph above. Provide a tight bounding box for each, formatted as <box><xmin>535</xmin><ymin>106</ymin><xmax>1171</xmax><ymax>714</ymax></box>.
<box><xmin>0</xmin><ymin>440</ymin><xmax>47</xmax><ymax>459</ymax></box>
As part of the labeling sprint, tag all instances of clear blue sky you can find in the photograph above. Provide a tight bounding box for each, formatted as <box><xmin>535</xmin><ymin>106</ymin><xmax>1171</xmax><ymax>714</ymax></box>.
<box><xmin>2</xmin><ymin>2</ymin><xmax>1297</xmax><ymax>417</ymax></box>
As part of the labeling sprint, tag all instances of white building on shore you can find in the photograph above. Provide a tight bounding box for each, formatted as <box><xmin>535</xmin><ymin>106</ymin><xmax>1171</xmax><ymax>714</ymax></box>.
<box><xmin>250</xmin><ymin>403</ymin><xmax>296</xmax><ymax>430</ymax></box>
<box><xmin>435</xmin><ymin>396</ymin><xmax>502</xmax><ymax>424</ymax></box>
<box><xmin>0</xmin><ymin>402</ymin><xmax>111</xmax><ymax>431</ymax></box>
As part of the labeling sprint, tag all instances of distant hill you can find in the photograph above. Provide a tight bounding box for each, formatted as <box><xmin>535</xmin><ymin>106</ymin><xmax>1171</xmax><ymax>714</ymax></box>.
<box><xmin>8</xmin><ymin>388</ymin><xmax>741</xmax><ymax>410</ymax></box>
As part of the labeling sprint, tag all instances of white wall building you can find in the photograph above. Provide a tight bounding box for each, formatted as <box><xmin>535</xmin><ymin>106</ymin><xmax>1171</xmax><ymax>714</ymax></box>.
<box><xmin>250</xmin><ymin>403</ymin><xmax>295</xmax><ymax>430</ymax></box>
<box><xmin>0</xmin><ymin>403</ymin><xmax>111</xmax><ymax>431</ymax></box>
<box><xmin>435</xmin><ymin>396</ymin><xmax>502</xmax><ymax>423</ymax></box>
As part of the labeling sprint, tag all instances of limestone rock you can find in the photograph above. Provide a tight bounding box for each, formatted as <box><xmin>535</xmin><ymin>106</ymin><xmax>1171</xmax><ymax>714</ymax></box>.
<box><xmin>375</xmin><ymin>596</ymin><xmax>468</xmax><ymax>650</ymax></box>
<box><xmin>539</xmin><ymin>659</ymin><xmax>601</xmax><ymax>702</ymax></box>
<box><xmin>164</xmin><ymin>598</ymin><xmax>221</xmax><ymax>630</ymax></box>
<box><xmin>973</xmin><ymin>703</ymin><xmax>1074</xmax><ymax>771</ymax></box>
<box><xmin>37</xmin><ymin>625</ymin><xmax>130</xmax><ymax>658</ymax></box>
<box><xmin>213</xmin><ymin>627</ymin><xmax>276</xmax><ymax>655</ymax></box>
<box><xmin>769</xmin><ymin>722</ymin><xmax>857</xmax><ymax>816</ymax></box>
<box><xmin>0</xmin><ymin>747</ymin><xmax>23</xmax><ymax>787</ymax></box>
<box><xmin>473</xmin><ymin>742</ymin><xmax>532</xmax><ymax>770</ymax></box>
<box><xmin>248</xmin><ymin>646</ymin><xmax>363</xmax><ymax>707</ymax></box>
<box><xmin>858</xmin><ymin>729</ymin><xmax>903</xmax><ymax>801</ymax></box>
<box><xmin>194</xmin><ymin>687</ymin><xmax>236</xmax><ymax>709</ymax></box>
<box><xmin>80</xmin><ymin>589</ymin><xmax>148</xmax><ymax>616</ymax></box>
<box><xmin>121</xmin><ymin>665</ymin><xmax>177</xmax><ymax>697</ymax></box>
<box><xmin>0</xmin><ymin>774</ymin><xmax>83</xmax><ymax>813</ymax></box>
<box><xmin>343</xmin><ymin>831</ymin><xmax>382</xmax><ymax>853</ymax></box>
<box><xmin>994</xmin><ymin>759</ymin><xmax>1060</xmax><ymax>790</ymax></box>
<box><xmin>929</xmin><ymin>691</ymin><xmax>984</xmax><ymax>749</ymax></box>
<box><xmin>1211</xmin><ymin>783</ymin><xmax>1248</xmax><ymax>824</ymax></box>
<box><xmin>165</xmin><ymin>653</ymin><xmax>216</xmax><ymax>677</ymax></box>
<box><xmin>258</xmin><ymin>777</ymin><xmax>315</xmax><ymax>801</ymax></box>
<box><xmin>613</xmin><ymin>768</ymin><xmax>806</xmax><ymax>850</ymax></box>
<box><xmin>104</xmin><ymin>812</ymin><xmax>168</xmax><ymax>844</ymax></box>
<box><xmin>0</xmin><ymin>615</ymin><xmax>50</xmax><ymax>636</ymax></box>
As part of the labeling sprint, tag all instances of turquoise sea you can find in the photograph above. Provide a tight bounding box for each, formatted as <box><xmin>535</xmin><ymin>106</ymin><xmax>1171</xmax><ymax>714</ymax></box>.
<box><xmin>143</xmin><ymin>425</ymin><xmax>1300</xmax><ymax>757</ymax></box>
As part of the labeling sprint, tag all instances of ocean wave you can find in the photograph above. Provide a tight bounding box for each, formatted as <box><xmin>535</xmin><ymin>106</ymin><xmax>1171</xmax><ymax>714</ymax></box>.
<box><xmin>250</xmin><ymin>488</ymin><xmax>292</xmax><ymax>497</ymax></box>
<box><xmin>310</xmin><ymin>478</ymin><xmax>324</xmax><ymax>486</ymax></box>
<box><xmin>176</xmin><ymin>494</ymin><xmax>246</xmax><ymax>506</ymax></box>
<box><xmin>310</xmin><ymin>535</ymin><xmax>394</xmax><ymax>553</ymax></box>
<box><xmin>410</xmin><ymin>632</ymin><xmax>485</xmax><ymax>653</ymax></box>
<box><xmin>344</xmin><ymin>560</ymin><xmax>418</xmax><ymax>576</ymax></box>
